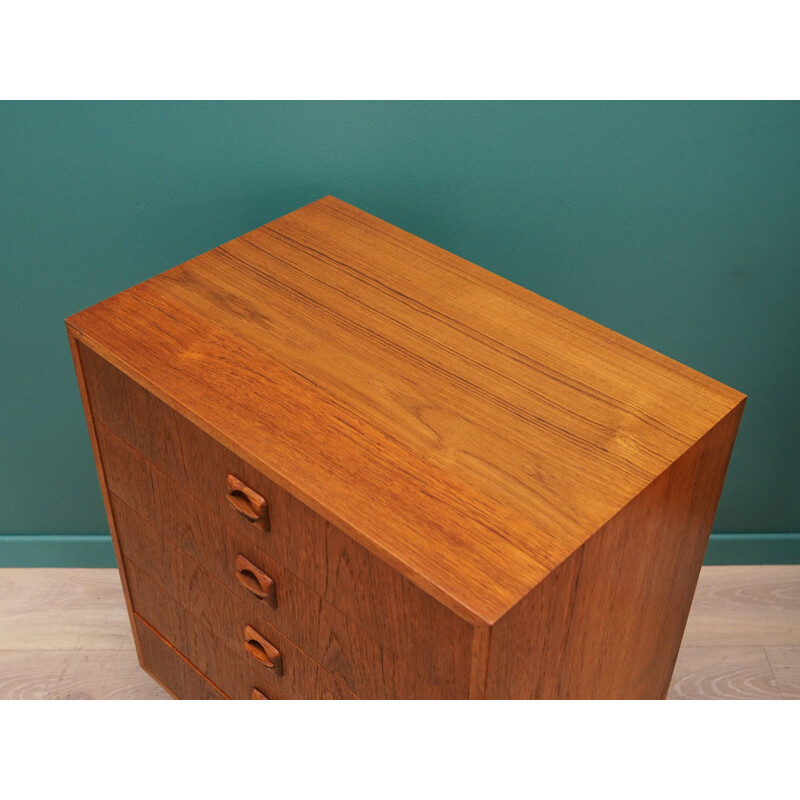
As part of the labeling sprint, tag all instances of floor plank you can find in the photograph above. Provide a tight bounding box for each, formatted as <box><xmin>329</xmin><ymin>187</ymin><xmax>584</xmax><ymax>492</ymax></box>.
<box><xmin>667</xmin><ymin>646</ymin><xmax>781</xmax><ymax>700</ymax></box>
<box><xmin>764</xmin><ymin>647</ymin><xmax>800</xmax><ymax>699</ymax></box>
<box><xmin>0</xmin><ymin>569</ymin><xmax>133</xmax><ymax>651</ymax></box>
<box><xmin>0</xmin><ymin>650</ymin><xmax>170</xmax><ymax>699</ymax></box>
<box><xmin>0</xmin><ymin>566</ymin><xmax>798</xmax><ymax>699</ymax></box>
<box><xmin>680</xmin><ymin>565</ymin><xmax>800</xmax><ymax>647</ymax></box>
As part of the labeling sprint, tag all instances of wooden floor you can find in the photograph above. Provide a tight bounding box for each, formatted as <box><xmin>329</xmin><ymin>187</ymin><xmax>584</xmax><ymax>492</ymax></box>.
<box><xmin>0</xmin><ymin>565</ymin><xmax>797</xmax><ymax>699</ymax></box>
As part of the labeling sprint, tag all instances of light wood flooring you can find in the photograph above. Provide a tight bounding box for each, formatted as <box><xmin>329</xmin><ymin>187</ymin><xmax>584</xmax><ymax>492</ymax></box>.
<box><xmin>0</xmin><ymin>566</ymin><xmax>797</xmax><ymax>699</ymax></box>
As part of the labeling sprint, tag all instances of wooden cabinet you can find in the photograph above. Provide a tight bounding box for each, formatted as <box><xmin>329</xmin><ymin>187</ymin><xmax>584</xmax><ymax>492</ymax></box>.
<box><xmin>66</xmin><ymin>196</ymin><xmax>745</xmax><ymax>699</ymax></box>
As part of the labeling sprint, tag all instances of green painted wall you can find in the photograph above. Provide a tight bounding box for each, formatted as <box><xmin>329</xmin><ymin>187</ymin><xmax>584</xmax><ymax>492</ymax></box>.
<box><xmin>1</xmin><ymin>101</ymin><xmax>798</xmax><ymax>564</ymax></box>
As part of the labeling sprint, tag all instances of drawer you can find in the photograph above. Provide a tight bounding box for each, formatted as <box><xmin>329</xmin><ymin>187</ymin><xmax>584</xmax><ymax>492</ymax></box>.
<box><xmin>84</xmin><ymin>344</ymin><xmax>473</xmax><ymax>694</ymax></box>
<box><xmin>112</xmin><ymin>492</ymin><xmax>449</xmax><ymax>698</ymax></box>
<box><xmin>134</xmin><ymin>614</ymin><xmax>227</xmax><ymax>699</ymax></box>
<box><xmin>128</xmin><ymin>564</ymin><xmax>352</xmax><ymax>700</ymax></box>
<box><xmin>118</xmin><ymin>522</ymin><xmax>357</xmax><ymax>700</ymax></box>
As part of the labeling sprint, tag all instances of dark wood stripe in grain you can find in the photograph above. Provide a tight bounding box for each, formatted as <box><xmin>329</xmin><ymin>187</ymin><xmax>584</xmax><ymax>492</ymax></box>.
<box><xmin>162</xmin><ymin>243</ymin><xmax>655</xmax><ymax>538</ymax></box>
<box><xmin>233</xmin><ymin>229</ymin><xmax>684</xmax><ymax>460</ymax></box>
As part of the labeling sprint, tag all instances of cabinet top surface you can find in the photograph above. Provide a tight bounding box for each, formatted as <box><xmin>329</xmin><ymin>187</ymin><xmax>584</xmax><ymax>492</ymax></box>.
<box><xmin>67</xmin><ymin>196</ymin><xmax>745</xmax><ymax>623</ymax></box>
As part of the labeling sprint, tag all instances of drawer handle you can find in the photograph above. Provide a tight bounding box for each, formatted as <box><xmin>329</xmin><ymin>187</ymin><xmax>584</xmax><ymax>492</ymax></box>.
<box><xmin>251</xmin><ymin>688</ymin><xmax>269</xmax><ymax>700</ymax></box>
<box><xmin>244</xmin><ymin>625</ymin><xmax>283</xmax><ymax>676</ymax></box>
<box><xmin>235</xmin><ymin>554</ymin><xmax>277</xmax><ymax>607</ymax></box>
<box><xmin>226</xmin><ymin>474</ymin><xmax>270</xmax><ymax>531</ymax></box>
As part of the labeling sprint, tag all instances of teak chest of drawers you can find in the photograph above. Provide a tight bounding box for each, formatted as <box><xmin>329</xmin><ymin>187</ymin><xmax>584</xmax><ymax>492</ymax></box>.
<box><xmin>66</xmin><ymin>196</ymin><xmax>745</xmax><ymax>699</ymax></box>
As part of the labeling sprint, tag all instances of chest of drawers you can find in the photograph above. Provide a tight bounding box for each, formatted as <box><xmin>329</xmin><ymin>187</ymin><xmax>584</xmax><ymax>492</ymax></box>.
<box><xmin>66</xmin><ymin>196</ymin><xmax>745</xmax><ymax>699</ymax></box>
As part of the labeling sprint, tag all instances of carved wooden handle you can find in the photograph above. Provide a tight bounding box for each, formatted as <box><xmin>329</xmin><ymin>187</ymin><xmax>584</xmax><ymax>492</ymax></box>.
<box><xmin>235</xmin><ymin>554</ymin><xmax>277</xmax><ymax>607</ymax></box>
<box><xmin>244</xmin><ymin>625</ymin><xmax>283</xmax><ymax>675</ymax></box>
<box><xmin>226</xmin><ymin>474</ymin><xmax>270</xmax><ymax>530</ymax></box>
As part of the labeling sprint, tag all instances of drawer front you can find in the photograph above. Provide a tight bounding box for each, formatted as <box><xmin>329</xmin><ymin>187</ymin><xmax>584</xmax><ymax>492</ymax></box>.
<box><xmin>112</xmin><ymin>492</ymin><xmax>449</xmax><ymax>698</ymax></box>
<box><xmin>123</xmin><ymin>558</ymin><xmax>355</xmax><ymax>700</ymax></box>
<box><xmin>134</xmin><ymin>615</ymin><xmax>227</xmax><ymax>699</ymax></box>
<box><xmin>126</xmin><ymin>551</ymin><xmax>356</xmax><ymax>701</ymax></box>
<box><xmin>83</xmin><ymin>343</ymin><xmax>473</xmax><ymax>694</ymax></box>
<box><xmin>136</xmin><ymin>613</ymin><xmax>286</xmax><ymax>700</ymax></box>
<box><xmin>128</xmin><ymin>565</ymin><xmax>352</xmax><ymax>700</ymax></box>
<box><xmin>118</xmin><ymin>520</ymin><xmax>356</xmax><ymax>700</ymax></box>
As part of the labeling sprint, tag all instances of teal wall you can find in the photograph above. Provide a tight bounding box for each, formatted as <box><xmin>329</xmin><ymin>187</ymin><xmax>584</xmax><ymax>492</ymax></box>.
<box><xmin>1</xmin><ymin>101</ymin><xmax>798</xmax><ymax>565</ymax></box>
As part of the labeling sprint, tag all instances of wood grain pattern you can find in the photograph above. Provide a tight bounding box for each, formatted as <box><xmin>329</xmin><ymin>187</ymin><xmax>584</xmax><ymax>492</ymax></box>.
<box><xmin>65</xmin><ymin>196</ymin><xmax>747</xmax><ymax>699</ymax></box>
<box><xmin>2</xmin><ymin>565</ymin><xmax>795</xmax><ymax>699</ymax></box>
<box><xmin>0</xmin><ymin>569</ymin><xmax>166</xmax><ymax>701</ymax></box>
<box><xmin>249</xmin><ymin>682</ymin><xmax>288</xmax><ymax>700</ymax></box>
<box><xmin>483</xmin><ymin>403</ymin><xmax>744</xmax><ymax>699</ymax></box>
<box><xmin>0</xmin><ymin>568</ymin><xmax>134</xmax><ymax>651</ymax></box>
<box><xmin>126</xmin><ymin>567</ymin><xmax>356</xmax><ymax>700</ymax></box>
<box><xmin>0</xmin><ymin>649</ymin><xmax>170</xmax><ymax>700</ymax></box>
<box><xmin>112</xmin><ymin>492</ymin><xmax>453</xmax><ymax>698</ymax></box>
<box><xmin>66</xmin><ymin>197</ymin><xmax>745</xmax><ymax>623</ymax></box>
<box><xmin>468</xmin><ymin>625</ymin><xmax>491</xmax><ymax>700</ymax></box>
<box><xmin>79</xmin><ymin>343</ymin><xmax>325</xmax><ymax>594</ymax></box>
<box><xmin>668</xmin><ymin>647</ymin><xmax>781</xmax><ymax>700</ymax></box>
<box><xmin>133</xmin><ymin>616</ymin><xmax>227</xmax><ymax>700</ymax></box>
<box><xmin>72</xmin><ymin>303</ymin><xmax>547</xmax><ymax>624</ymax></box>
<box><xmin>116</xmin><ymin>500</ymin><xmax>444</xmax><ymax>698</ymax></box>
<box><xmin>87</xmin><ymin>367</ymin><xmax>473</xmax><ymax>695</ymax></box>
<box><xmin>681</xmin><ymin>565</ymin><xmax>800</xmax><ymax>647</ymax></box>
<box><xmin>66</xmin><ymin>333</ymin><xmax>143</xmax><ymax>656</ymax></box>
<box><xmin>121</xmin><ymin>539</ymin><xmax>358</xmax><ymax>699</ymax></box>
<box><xmin>764</xmin><ymin>647</ymin><xmax>800</xmax><ymax>699</ymax></box>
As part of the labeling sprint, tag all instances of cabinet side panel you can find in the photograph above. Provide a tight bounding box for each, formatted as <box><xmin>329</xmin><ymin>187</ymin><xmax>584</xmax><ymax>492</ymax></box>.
<box><xmin>485</xmin><ymin>401</ymin><xmax>745</xmax><ymax>699</ymax></box>
<box><xmin>66</xmin><ymin>330</ymin><xmax>143</xmax><ymax>660</ymax></box>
